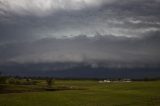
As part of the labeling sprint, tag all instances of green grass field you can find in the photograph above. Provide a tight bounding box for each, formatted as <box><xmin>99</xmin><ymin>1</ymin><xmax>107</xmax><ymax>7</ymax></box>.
<box><xmin>0</xmin><ymin>80</ymin><xmax>160</xmax><ymax>106</ymax></box>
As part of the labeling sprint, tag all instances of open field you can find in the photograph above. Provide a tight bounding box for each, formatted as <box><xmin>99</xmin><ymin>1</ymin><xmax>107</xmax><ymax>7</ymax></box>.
<box><xmin>0</xmin><ymin>80</ymin><xmax>160</xmax><ymax>106</ymax></box>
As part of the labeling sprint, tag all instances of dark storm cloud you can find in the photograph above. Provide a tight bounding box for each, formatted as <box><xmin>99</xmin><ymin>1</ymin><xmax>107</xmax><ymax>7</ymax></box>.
<box><xmin>0</xmin><ymin>0</ymin><xmax>160</xmax><ymax>67</ymax></box>
<box><xmin>0</xmin><ymin>0</ymin><xmax>160</xmax><ymax>39</ymax></box>
<box><xmin>0</xmin><ymin>34</ymin><xmax>160</xmax><ymax>67</ymax></box>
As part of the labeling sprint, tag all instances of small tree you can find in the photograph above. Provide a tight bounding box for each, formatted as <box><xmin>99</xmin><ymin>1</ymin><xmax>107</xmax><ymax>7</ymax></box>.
<box><xmin>25</xmin><ymin>78</ymin><xmax>31</xmax><ymax>85</ymax></box>
<box><xmin>46</xmin><ymin>78</ymin><xmax>54</xmax><ymax>88</ymax></box>
<box><xmin>0</xmin><ymin>72</ymin><xmax>7</xmax><ymax>84</ymax></box>
<box><xmin>0</xmin><ymin>77</ymin><xmax>7</xmax><ymax>84</ymax></box>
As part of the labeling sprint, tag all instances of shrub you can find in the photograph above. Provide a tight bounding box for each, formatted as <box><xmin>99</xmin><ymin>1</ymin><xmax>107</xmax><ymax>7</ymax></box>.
<box><xmin>46</xmin><ymin>78</ymin><xmax>54</xmax><ymax>88</ymax></box>
<box><xmin>0</xmin><ymin>77</ymin><xmax>7</xmax><ymax>84</ymax></box>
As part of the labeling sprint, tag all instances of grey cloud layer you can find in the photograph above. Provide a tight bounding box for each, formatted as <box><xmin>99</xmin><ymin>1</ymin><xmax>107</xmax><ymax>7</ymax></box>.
<box><xmin>0</xmin><ymin>0</ymin><xmax>160</xmax><ymax>66</ymax></box>
<box><xmin>0</xmin><ymin>34</ymin><xmax>160</xmax><ymax>67</ymax></box>
<box><xmin>0</xmin><ymin>0</ymin><xmax>160</xmax><ymax>41</ymax></box>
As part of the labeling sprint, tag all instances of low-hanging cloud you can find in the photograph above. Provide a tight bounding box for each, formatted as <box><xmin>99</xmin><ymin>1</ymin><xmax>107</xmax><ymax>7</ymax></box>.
<box><xmin>0</xmin><ymin>34</ymin><xmax>160</xmax><ymax>68</ymax></box>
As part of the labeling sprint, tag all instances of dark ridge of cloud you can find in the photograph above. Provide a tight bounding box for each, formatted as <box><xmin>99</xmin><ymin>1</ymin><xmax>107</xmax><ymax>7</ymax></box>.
<box><xmin>0</xmin><ymin>34</ymin><xmax>160</xmax><ymax>68</ymax></box>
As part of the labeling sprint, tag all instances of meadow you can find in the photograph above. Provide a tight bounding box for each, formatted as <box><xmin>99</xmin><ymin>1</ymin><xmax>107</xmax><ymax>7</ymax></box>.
<box><xmin>0</xmin><ymin>79</ymin><xmax>160</xmax><ymax>106</ymax></box>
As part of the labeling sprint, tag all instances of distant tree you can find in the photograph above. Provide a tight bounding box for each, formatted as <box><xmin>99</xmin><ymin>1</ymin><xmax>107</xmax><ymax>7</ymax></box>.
<box><xmin>143</xmin><ymin>77</ymin><xmax>150</xmax><ymax>81</ymax></box>
<box><xmin>46</xmin><ymin>78</ymin><xmax>54</xmax><ymax>88</ymax></box>
<box><xmin>0</xmin><ymin>72</ymin><xmax>7</xmax><ymax>84</ymax></box>
<box><xmin>25</xmin><ymin>78</ymin><xmax>30</xmax><ymax>85</ymax></box>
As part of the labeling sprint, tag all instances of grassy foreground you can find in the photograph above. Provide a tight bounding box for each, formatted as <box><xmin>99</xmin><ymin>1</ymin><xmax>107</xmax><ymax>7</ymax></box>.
<box><xmin>0</xmin><ymin>80</ymin><xmax>160</xmax><ymax>106</ymax></box>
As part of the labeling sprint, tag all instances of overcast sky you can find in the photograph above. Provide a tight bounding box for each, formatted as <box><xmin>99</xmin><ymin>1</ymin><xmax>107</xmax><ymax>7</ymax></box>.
<box><xmin>0</xmin><ymin>0</ymin><xmax>160</xmax><ymax>67</ymax></box>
